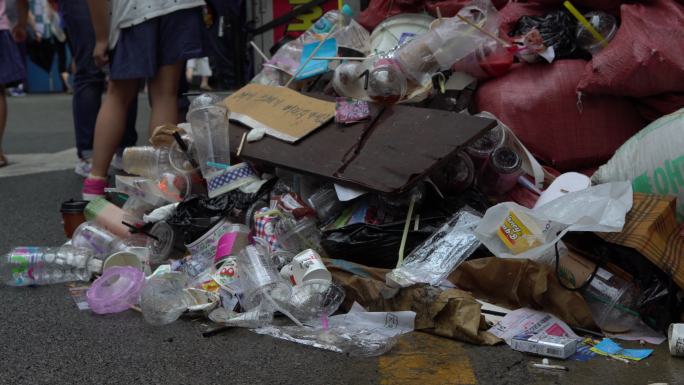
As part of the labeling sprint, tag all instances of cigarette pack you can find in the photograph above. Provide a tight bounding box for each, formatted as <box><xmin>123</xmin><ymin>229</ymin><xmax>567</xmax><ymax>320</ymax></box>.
<box><xmin>511</xmin><ymin>333</ymin><xmax>578</xmax><ymax>359</ymax></box>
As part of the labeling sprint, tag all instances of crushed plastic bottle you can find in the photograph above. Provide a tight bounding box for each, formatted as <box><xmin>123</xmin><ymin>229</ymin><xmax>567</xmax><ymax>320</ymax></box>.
<box><xmin>1</xmin><ymin>246</ymin><xmax>102</xmax><ymax>286</ymax></box>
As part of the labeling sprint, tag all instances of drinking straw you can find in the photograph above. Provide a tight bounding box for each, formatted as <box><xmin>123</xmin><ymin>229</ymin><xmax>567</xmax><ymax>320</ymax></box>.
<box><xmin>396</xmin><ymin>195</ymin><xmax>417</xmax><ymax>268</ymax></box>
<box><xmin>563</xmin><ymin>1</ymin><xmax>607</xmax><ymax>46</ymax></box>
<box><xmin>237</xmin><ymin>132</ymin><xmax>247</xmax><ymax>157</ymax></box>
<box><xmin>285</xmin><ymin>24</ymin><xmax>338</xmax><ymax>87</ymax></box>
<box><xmin>250</xmin><ymin>41</ymin><xmax>270</xmax><ymax>61</ymax></box>
<box><xmin>309</xmin><ymin>56</ymin><xmax>367</xmax><ymax>61</ymax></box>
<box><xmin>455</xmin><ymin>14</ymin><xmax>511</xmax><ymax>47</ymax></box>
<box><xmin>206</xmin><ymin>161</ymin><xmax>230</xmax><ymax>169</ymax></box>
<box><xmin>121</xmin><ymin>221</ymin><xmax>160</xmax><ymax>242</ymax></box>
<box><xmin>436</xmin><ymin>7</ymin><xmax>442</xmax><ymax>19</ymax></box>
<box><xmin>172</xmin><ymin>132</ymin><xmax>199</xmax><ymax>169</ymax></box>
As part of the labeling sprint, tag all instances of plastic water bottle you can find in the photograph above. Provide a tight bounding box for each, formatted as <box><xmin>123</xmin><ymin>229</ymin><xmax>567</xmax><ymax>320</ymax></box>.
<box><xmin>71</xmin><ymin>221</ymin><xmax>129</xmax><ymax>259</ymax></box>
<box><xmin>311</xmin><ymin>5</ymin><xmax>353</xmax><ymax>34</ymax></box>
<box><xmin>1</xmin><ymin>246</ymin><xmax>103</xmax><ymax>286</ymax></box>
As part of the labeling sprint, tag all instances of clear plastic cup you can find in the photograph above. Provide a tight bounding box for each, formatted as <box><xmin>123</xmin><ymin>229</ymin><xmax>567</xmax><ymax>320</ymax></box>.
<box><xmin>466</xmin><ymin>123</ymin><xmax>505</xmax><ymax>172</ymax></box>
<box><xmin>452</xmin><ymin>40</ymin><xmax>514</xmax><ymax>79</ymax></box>
<box><xmin>582</xmin><ymin>270</ymin><xmax>640</xmax><ymax>333</ymax></box>
<box><xmin>576</xmin><ymin>12</ymin><xmax>617</xmax><ymax>55</ymax></box>
<box><xmin>288</xmin><ymin>279</ymin><xmax>345</xmax><ymax>321</ymax></box>
<box><xmin>71</xmin><ymin>221</ymin><xmax>127</xmax><ymax>259</ymax></box>
<box><xmin>140</xmin><ymin>271</ymin><xmax>190</xmax><ymax>326</ymax></box>
<box><xmin>168</xmin><ymin>135</ymin><xmax>200</xmax><ymax>173</ymax></box>
<box><xmin>275</xmin><ymin>217</ymin><xmax>323</xmax><ymax>254</ymax></box>
<box><xmin>122</xmin><ymin>146</ymin><xmax>171</xmax><ymax>178</ymax></box>
<box><xmin>478</xmin><ymin>146</ymin><xmax>523</xmax><ymax>196</ymax></box>
<box><xmin>367</xmin><ymin>59</ymin><xmax>407</xmax><ymax>105</ymax></box>
<box><xmin>236</xmin><ymin>244</ymin><xmax>292</xmax><ymax>311</ymax></box>
<box><xmin>430</xmin><ymin>151</ymin><xmax>475</xmax><ymax>195</ymax></box>
<box><xmin>307</xmin><ymin>186</ymin><xmax>343</xmax><ymax>224</ymax></box>
<box><xmin>147</xmin><ymin>221</ymin><xmax>185</xmax><ymax>264</ymax></box>
<box><xmin>186</xmin><ymin>94</ymin><xmax>231</xmax><ymax>181</ymax></box>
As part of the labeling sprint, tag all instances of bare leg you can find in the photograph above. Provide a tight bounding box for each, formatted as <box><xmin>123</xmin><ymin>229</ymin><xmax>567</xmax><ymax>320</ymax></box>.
<box><xmin>90</xmin><ymin>79</ymin><xmax>139</xmax><ymax>177</ymax></box>
<box><xmin>148</xmin><ymin>62</ymin><xmax>183</xmax><ymax>135</ymax></box>
<box><xmin>0</xmin><ymin>87</ymin><xmax>6</xmax><ymax>164</ymax></box>
<box><xmin>200</xmin><ymin>76</ymin><xmax>212</xmax><ymax>91</ymax></box>
<box><xmin>186</xmin><ymin>66</ymin><xmax>193</xmax><ymax>84</ymax></box>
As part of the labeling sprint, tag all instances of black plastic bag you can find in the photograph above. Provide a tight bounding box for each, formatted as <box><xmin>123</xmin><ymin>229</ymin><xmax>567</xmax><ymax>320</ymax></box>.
<box><xmin>321</xmin><ymin>218</ymin><xmax>443</xmax><ymax>269</ymax></box>
<box><xmin>509</xmin><ymin>10</ymin><xmax>578</xmax><ymax>59</ymax></box>
<box><xmin>167</xmin><ymin>178</ymin><xmax>276</xmax><ymax>244</ymax></box>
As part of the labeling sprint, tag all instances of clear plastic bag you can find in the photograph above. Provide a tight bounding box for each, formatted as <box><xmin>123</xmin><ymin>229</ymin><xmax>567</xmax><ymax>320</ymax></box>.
<box><xmin>474</xmin><ymin>182</ymin><xmax>633</xmax><ymax>264</ymax></box>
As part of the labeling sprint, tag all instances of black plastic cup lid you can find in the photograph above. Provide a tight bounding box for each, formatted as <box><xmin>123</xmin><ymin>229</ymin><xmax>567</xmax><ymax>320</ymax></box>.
<box><xmin>60</xmin><ymin>199</ymin><xmax>89</xmax><ymax>213</ymax></box>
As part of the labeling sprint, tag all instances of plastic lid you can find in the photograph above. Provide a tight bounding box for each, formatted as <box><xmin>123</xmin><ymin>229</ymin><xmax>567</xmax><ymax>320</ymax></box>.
<box><xmin>188</xmin><ymin>93</ymin><xmax>223</xmax><ymax>111</ymax></box>
<box><xmin>61</xmin><ymin>199</ymin><xmax>89</xmax><ymax>213</ymax></box>
<box><xmin>86</xmin><ymin>266</ymin><xmax>145</xmax><ymax>314</ymax></box>
<box><xmin>148</xmin><ymin>221</ymin><xmax>175</xmax><ymax>263</ymax></box>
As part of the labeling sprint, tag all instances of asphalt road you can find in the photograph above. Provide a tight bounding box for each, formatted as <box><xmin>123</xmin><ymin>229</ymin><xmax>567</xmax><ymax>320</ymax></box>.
<box><xmin>0</xmin><ymin>94</ymin><xmax>682</xmax><ymax>385</ymax></box>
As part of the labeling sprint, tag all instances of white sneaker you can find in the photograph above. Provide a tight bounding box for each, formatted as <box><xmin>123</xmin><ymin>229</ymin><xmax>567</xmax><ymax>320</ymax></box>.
<box><xmin>111</xmin><ymin>153</ymin><xmax>124</xmax><ymax>170</ymax></box>
<box><xmin>74</xmin><ymin>159</ymin><xmax>92</xmax><ymax>177</ymax></box>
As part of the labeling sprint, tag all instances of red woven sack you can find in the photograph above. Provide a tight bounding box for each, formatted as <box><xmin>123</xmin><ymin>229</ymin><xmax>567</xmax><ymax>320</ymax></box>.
<box><xmin>357</xmin><ymin>0</ymin><xmax>425</xmax><ymax>32</ymax></box>
<box><xmin>577</xmin><ymin>0</ymin><xmax>684</xmax><ymax>98</ymax></box>
<box><xmin>474</xmin><ymin>60</ymin><xmax>645</xmax><ymax>171</ymax></box>
<box><xmin>637</xmin><ymin>93</ymin><xmax>684</xmax><ymax>122</ymax></box>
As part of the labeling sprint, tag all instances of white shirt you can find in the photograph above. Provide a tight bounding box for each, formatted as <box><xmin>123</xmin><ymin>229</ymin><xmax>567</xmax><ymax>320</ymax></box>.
<box><xmin>109</xmin><ymin>0</ymin><xmax>205</xmax><ymax>48</ymax></box>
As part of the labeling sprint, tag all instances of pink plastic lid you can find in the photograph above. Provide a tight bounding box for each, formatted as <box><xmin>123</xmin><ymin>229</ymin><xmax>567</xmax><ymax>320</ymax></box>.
<box><xmin>86</xmin><ymin>266</ymin><xmax>144</xmax><ymax>314</ymax></box>
<box><xmin>215</xmin><ymin>232</ymin><xmax>238</xmax><ymax>262</ymax></box>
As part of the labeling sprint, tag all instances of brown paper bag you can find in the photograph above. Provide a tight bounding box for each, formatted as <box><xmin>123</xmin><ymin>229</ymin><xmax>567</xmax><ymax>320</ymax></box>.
<box><xmin>448</xmin><ymin>257</ymin><xmax>596</xmax><ymax>329</ymax></box>
<box><xmin>327</xmin><ymin>260</ymin><xmax>501</xmax><ymax>345</ymax></box>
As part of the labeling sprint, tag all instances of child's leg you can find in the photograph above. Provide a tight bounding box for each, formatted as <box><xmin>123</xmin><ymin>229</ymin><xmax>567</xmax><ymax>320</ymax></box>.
<box><xmin>90</xmin><ymin>79</ymin><xmax>139</xmax><ymax>177</ymax></box>
<box><xmin>0</xmin><ymin>87</ymin><xmax>6</xmax><ymax>162</ymax></box>
<box><xmin>148</xmin><ymin>62</ymin><xmax>184</xmax><ymax>134</ymax></box>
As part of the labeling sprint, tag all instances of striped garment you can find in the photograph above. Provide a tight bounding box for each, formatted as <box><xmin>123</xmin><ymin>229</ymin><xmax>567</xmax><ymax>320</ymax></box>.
<box><xmin>598</xmin><ymin>193</ymin><xmax>684</xmax><ymax>289</ymax></box>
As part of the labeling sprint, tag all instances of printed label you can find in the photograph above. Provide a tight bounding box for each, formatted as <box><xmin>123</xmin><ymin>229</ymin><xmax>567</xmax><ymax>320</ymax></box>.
<box><xmin>497</xmin><ymin>211</ymin><xmax>541</xmax><ymax>254</ymax></box>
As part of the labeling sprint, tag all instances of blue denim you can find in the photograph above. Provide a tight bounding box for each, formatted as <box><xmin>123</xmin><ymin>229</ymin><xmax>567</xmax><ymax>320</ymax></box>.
<box><xmin>61</xmin><ymin>0</ymin><xmax>138</xmax><ymax>160</ymax></box>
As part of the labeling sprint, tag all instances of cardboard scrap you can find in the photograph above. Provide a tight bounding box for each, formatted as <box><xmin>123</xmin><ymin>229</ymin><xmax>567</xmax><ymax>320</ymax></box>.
<box><xmin>224</xmin><ymin>84</ymin><xmax>336</xmax><ymax>143</ymax></box>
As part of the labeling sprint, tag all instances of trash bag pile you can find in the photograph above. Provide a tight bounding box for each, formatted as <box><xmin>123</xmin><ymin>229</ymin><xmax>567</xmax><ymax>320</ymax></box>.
<box><xmin>3</xmin><ymin>0</ymin><xmax>684</xmax><ymax>360</ymax></box>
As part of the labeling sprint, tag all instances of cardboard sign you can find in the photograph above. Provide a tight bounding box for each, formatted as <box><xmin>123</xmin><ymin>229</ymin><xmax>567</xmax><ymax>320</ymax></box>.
<box><xmin>224</xmin><ymin>83</ymin><xmax>336</xmax><ymax>143</ymax></box>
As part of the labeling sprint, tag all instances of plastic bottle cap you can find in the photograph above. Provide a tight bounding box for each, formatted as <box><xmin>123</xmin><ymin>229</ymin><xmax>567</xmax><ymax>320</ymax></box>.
<box><xmin>341</xmin><ymin>4</ymin><xmax>353</xmax><ymax>17</ymax></box>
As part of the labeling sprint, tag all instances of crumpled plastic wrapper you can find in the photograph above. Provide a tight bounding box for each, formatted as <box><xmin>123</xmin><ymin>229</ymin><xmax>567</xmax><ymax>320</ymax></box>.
<box><xmin>253</xmin><ymin>325</ymin><xmax>399</xmax><ymax>357</ymax></box>
<box><xmin>253</xmin><ymin>304</ymin><xmax>415</xmax><ymax>356</ymax></box>
<box><xmin>386</xmin><ymin>208</ymin><xmax>481</xmax><ymax>287</ymax></box>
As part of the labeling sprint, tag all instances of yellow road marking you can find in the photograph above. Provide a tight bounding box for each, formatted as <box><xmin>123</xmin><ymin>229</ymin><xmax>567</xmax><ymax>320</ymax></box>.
<box><xmin>379</xmin><ymin>332</ymin><xmax>477</xmax><ymax>385</ymax></box>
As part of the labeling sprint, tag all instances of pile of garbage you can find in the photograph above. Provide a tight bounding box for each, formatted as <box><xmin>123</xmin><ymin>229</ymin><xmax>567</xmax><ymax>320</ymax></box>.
<box><xmin>3</xmin><ymin>0</ymin><xmax>684</xmax><ymax>362</ymax></box>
